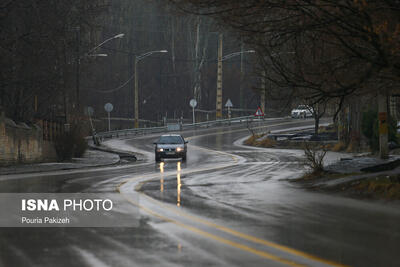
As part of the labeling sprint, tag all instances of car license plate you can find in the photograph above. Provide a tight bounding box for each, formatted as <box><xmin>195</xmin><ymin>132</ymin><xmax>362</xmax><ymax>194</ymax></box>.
<box><xmin>166</xmin><ymin>151</ymin><xmax>175</xmax><ymax>155</ymax></box>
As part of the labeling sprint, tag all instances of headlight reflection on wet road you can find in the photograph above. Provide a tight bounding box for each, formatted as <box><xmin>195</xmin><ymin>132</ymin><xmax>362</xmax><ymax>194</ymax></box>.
<box><xmin>177</xmin><ymin>161</ymin><xmax>181</xmax><ymax>207</ymax></box>
<box><xmin>159</xmin><ymin>162</ymin><xmax>164</xmax><ymax>192</ymax></box>
<box><xmin>158</xmin><ymin>161</ymin><xmax>182</xmax><ymax>206</ymax></box>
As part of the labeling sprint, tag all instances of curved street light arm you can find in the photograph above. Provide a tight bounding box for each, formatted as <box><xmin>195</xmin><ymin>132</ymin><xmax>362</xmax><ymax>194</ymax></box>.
<box><xmin>136</xmin><ymin>50</ymin><xmax>168</xmax><ymax>62</ymax></box>
<box><xmin>87</xmin><ymin>53</ymin><xmax>108</xmax><ymax>57</ymax></box>
<box><xmin>221</xmin><ymin>50</ymin><xmax>255</xmax><ymax>61</ymax></box>
<box><xmin>86</xmin><ymin>33</ymin><xmax>124</xmax><ymax>56</ymax></box>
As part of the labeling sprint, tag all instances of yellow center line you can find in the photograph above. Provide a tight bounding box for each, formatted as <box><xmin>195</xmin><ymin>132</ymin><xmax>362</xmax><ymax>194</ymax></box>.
<box><xmin>118</xmin><ymin>186</ymin><xmax>307</xmax><ymax>267</ymax></box>
<box><xmin>140</xmin><ymin>193</ymin><xmax>347</xmax><ymax>267</ymax></box>
<box><xmin>118</xmin><ymin>174</ymin><xmax>346</xmax><ymax>267</ymax></box>
<box><xmin>192</xmin><ymin>145</ymin><xmax>239</xmax><ymax>163</ymax></box>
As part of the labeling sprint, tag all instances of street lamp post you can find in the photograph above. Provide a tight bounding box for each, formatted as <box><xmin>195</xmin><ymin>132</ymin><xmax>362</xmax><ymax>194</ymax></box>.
<box><xmin>216</xmin><ymin>34</ymin><xmax>254</xmax><ymax>119</ymax></box>
<box><xmin>134</xmin><ymin>50</ymin><xmax>168</xmax><ymax>128</ymax></box>
<box><xmin>261</xmin><ymin>70</ymin><xmax>266</xmax><ymax>114</ymax></box>
<box><xmin>76</xmin><ymin>33</ymin><xmax>124</xmax><ymax>109</ymax></box>
<box><xmin>240</xmin><ymin>41</ymin><xmax>245</xmax><ymax>114</ymax></box>
<box><xmin>216</xmin><ymin>34</ymin><xmax>223</xmax><ymax>119</ymax></box>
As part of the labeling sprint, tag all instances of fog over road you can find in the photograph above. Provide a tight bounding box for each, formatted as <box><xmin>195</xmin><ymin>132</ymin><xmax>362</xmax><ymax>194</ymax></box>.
<box><xmin>0</xmin><ymin>118</ymin><xmax>399</xmax><ymax>267</ymax></box>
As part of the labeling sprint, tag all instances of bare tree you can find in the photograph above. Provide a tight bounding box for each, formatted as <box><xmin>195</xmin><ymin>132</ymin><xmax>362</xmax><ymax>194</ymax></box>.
<box><xmin>171</xmin><ymin>0</ymin><xmax>400</xmax><ymax>103</ymax></box>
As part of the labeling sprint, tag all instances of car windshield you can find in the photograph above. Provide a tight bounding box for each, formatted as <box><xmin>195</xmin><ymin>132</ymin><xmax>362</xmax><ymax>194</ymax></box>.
<box><xmin>297</xmin><ymin>105</ymin><xmax>306</xmax><ymax>109</ymax></box>
<box><xmin>157</xmin><ymin>136</ymin><xmax>183</xmax><ymax>144</ymax></box>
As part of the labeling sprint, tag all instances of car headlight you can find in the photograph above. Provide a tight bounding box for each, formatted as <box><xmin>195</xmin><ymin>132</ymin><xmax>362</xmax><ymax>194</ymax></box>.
<box><xmin>157</xmin><ymin>148</ymin><xmax>164</xmax><ymax>152</ymax></box>
<box><xmin>176</xmin><ymin>147</ymin><xmax>183</xmax><ymax>152</ymax></box>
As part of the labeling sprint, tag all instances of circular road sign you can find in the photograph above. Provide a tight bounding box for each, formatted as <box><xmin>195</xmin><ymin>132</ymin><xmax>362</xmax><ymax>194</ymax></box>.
<box><xmin>104</xmin><ymin>103</ymin><xmax>113</xmax><ymax>113</ymax></box>
<box><xmin>189</xmin><ymin>99</ymin><xmax>197</xmax><ymax>108</ymax></box>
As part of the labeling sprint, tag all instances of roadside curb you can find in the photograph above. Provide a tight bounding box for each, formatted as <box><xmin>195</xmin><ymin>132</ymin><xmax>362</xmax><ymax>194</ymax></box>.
<box><xmin>88</xmin><ymin>143</ymin><xmax>138</xmax><ymax>162</ymax></box>
<box><xmin>0</xmin><ymin>148</ymin><xmax>122</xmax><ymax>176</ymax></box>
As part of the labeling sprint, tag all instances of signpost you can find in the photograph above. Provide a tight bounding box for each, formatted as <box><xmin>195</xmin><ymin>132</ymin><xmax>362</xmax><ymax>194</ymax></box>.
<box><xmin>225</xmin><ymin>98</ymin><xmax>233</xmax><ymax>120</ymax></box>
<box><xmin>189</xmin><ymin>99</ymin><xmax>197</xmax><ymax>124</ymax></box>
<box><xmin>104</xmin><ymin>103</ymin><xmax>113</xmax><ymax>131</ymax></box>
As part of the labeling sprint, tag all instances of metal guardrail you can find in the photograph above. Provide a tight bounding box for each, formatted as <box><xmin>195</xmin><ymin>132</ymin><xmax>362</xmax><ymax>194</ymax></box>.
<box><xmin>96</xmin><ymin>115</ymin><xmax>270</xmax><ymax>139</ymax></box>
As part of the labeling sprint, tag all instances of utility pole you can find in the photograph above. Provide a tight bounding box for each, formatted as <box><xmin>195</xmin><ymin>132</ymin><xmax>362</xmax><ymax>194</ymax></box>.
<box><xmin>76</xmin><ymin>26</ymin><xmax>81</xmax><ymax>110</ymax></box>
<box><xmin>378</xmin><ymin>91</ymin><xmax>389</xmax><ymax>159</ymax></box>
<box><xmin>134</xmin><ymin>56</ymin><xmax>139</xmax><ymax>128</ymax></box>
<box><xmin>215</xmin><ymin>40</ymin><xmax>253</xmax><ymax>119</ymax></box>
<box><xmin>261</xmin><ymin>70</ymin><xmax>266</xmax><ymax>114</ymax></box>
<box><xmin>239</xmin><ymin>41</ymin><xmax>244</xmax><ymax>114</ymax></box>
<box><xmin>216</xmin><ymin>33</ymin><xmax>223</xmax><ymax>119</ymax></box>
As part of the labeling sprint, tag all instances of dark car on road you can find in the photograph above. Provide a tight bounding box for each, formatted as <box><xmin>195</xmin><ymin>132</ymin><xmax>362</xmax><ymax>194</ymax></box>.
<box><xmin>154</xmin><ymin>134</ymin><xmax>188</xmax><ymax>162</ymax></box>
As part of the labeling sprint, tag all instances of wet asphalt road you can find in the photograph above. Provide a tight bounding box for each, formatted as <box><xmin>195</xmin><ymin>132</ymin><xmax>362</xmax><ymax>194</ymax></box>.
<box><xmin>0</xmin><ymin>118</ymin><xmax>399</xmax><ymax>267</ymax></box>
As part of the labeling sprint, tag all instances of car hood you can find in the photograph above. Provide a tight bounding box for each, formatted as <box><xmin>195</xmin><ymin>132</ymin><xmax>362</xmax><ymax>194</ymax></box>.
<box><xmin>156</xmin><ymin>144</ymin><xmax>184</xmax><ymax>149</ymax></box>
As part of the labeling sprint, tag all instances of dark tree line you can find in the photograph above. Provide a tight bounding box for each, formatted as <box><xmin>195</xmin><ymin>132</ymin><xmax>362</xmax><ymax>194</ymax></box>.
<box><xmin>82</xmin><ymin>0</ymin><xmax>258</xmax><ymax>123</ymax></box>
<box><xmin>1</xmin><ymin>0</ymin><xmax>259</xmax><ymax>125</ymax></box>
<box><xmin>171</xmin><ymin>0</ymin><xmax>400</xmax><ymax>112</ymax></box>
<box><xmin>0</xmin><ymin>0</ymin><xmax>109</xmax><ymax>122</ymax></box>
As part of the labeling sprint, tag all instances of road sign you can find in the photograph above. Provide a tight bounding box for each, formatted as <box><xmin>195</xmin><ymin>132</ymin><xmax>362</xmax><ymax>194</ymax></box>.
<box><xmin>254</xmin><ymin>107</ymin><xmax>264</xmax><ymax>116</ymax></box>
<box><xmin>225</xmin><ymin>99</ymin><xmax>233</xmax><ymax>120</ymax></box>
<box><xmin>104</xmin><ymin>103</ymin><xmax>113</xmax><ymax>132</ymax></box>
<box><xmin>190</xmin><ymin>99</ymin><xmax>197</xmax><ymax>124</ymax></box>
<box><xmin>189</xmin><ymin>99</ymin><xmax>197</xmax><ymax>108</ymax></box>
<box><xmin>104</xmin><ymin>103</ymin><xmax>113</xmax><ymax>112</ymax></box>
<box><xmin>225</xmin><ymin>99</ymin><xmax>233</xmax><ymax>108</ymax></box>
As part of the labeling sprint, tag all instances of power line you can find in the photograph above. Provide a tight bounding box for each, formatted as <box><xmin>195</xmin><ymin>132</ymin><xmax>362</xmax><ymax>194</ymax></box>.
<box><xmin>87</xmin><ymin>74</ymin><xmax>134</xmax><ymax>94</ymax></box>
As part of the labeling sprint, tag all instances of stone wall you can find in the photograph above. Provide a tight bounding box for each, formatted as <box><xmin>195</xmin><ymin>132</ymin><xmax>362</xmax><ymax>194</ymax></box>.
<box><xmin>0</xmin><ymin>111</ymin><xmax>46</xmax><ymax>166</ymax></box>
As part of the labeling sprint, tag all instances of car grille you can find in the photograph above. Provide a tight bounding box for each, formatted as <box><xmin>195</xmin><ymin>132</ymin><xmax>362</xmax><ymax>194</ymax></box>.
<box><xmin>164</xmin><ymin>148</ymin><xmax>175</xmax><ymax>152</ymax></box>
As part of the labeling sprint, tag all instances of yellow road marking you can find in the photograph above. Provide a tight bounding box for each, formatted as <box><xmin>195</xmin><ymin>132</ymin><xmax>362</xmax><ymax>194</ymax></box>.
<box><xmin>141</xmin><ymin>193</ymin><xmax>347</xmax><ymax>267</ymax></box>
<box><xmin>118</xmin><ymin>174</ymin><xmax>346</xmax><ymax>267</ymax></box>
<box><xmin>192</xmin><ymin>145</ymin><xmax>239</xmax><ymax>163</ymax></box>
<box><xmin>118</xmin><ymin>186</ymin><xmax>307</xmax><ymax>267</ymax></box>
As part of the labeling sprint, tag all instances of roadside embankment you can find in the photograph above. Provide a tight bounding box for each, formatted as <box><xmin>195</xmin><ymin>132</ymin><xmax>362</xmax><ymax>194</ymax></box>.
<box><xmin>88</xmin><ymin>139</ymin><xmax>138</xmax><ymax>163</ymax></box>
<box><xmin>294</xmin><ymin>156</ymin><xmax>400</xmax><ymax>200</ymax></box>
<box><xmin>0</xmin><ymin>149</ymin><xmax>120</xmax><ymax>176</ymax></box>
<box><xmin>244</xmin><ymin>124</ymin><xmax>338</xmax><ymax>150</ymax></box>
<box><xmin>243</xmin><ymin>127</ymin><xmax>400</xmax><ymax>201</ymax></box>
